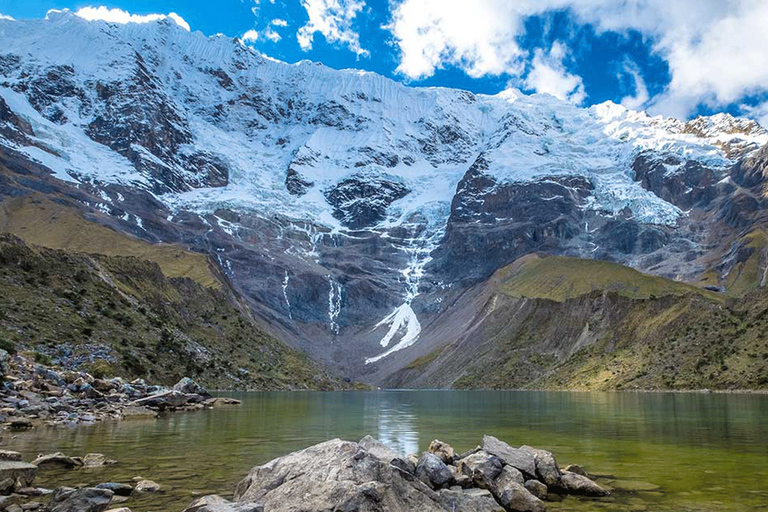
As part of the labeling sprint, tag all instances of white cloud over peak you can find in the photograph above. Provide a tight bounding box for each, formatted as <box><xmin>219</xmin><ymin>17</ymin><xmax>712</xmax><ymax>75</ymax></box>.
<box><xmin>523</xmin><ymin>42</ymin><xmax>585</xmax><ymax>105</ymax></box>
<box><xmin>0</xmin><ymin>12</ymin><xmax>14</xmax><ymax>21</ymax></box>
<box><xmin>74</xmin><ymin>6</ymin><xmax>190</xmax><ymax>31</ymax></box>
<box><xmin>388</xmin><ymin>0</ymin><xmax>527</xmax><ymax>80</ymax></box>
<box><xmin>297</xmin><ymin>0</ymin><xmax>368</xmax><ymax>56</ymax></box>
<box><xmin>241</xmin><ymin>29</ymin><xmax>259</xmax><ymax>44</ymax></box>
<box><xmin>387</xmin><ymin>0</ymin><xmax>768</xmax><ymax>122</ymax></box>
<box><xmin>619</xmin><ymin>60</ymin><xmax>650</xmax><ymax>111</ymax></box>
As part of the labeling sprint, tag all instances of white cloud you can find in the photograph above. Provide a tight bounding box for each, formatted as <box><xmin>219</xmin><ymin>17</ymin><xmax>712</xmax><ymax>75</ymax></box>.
<box><xmin>740</xmin><ymin>102</ymin><xmax>768</xmax><ymax>130</ymax></box>
<box><xmin>388</xmin><ymin>0</ymin><xmax>527</xmax><ymax>80</ymax></box>
<box><xmin>0</xmin><ymin>12</ymin><xmax>15</xmax><ymax>21</ymax></box>
<box><xmin>619</xmin><ymin>60</ymin><xmax>650</xmax><ymax>111</ymax></box>
<box><xmin>523</xmin><ymin>42</ymin><xmax>585</xmax><ymax>104</ymax></box>
<box><xmin>297</xmin><ymin>0</ymin><xmax>368</xmax><ymax>56</ymax></box>
<box><xmin>387</xmin><ymin>0</ymin><xmax>768</xmax><ymax>120</ymax></box>
<box><xmin>74</xmin><ymin>6</ymin><xmax>190</xmax><ymax>31</ymax></box>
<box><xmin>272</xmin><ymin>19</ymin><xmax>288</xmax><ymax>27</ymax></box>
<box><xmin>241</xmin><ymin>29</ymin><xmax>259</xmax><ymax>44</ymax></box>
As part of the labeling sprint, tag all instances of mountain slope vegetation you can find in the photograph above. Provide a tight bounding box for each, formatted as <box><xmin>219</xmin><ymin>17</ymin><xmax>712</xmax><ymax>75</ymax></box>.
<box><xmin>385</xmin><ymin>255</ymin><xmax>768</xmax><ymax>391</ymax></box>
<box><xmin>0</xmin><ymin>233</ymin><xmax>344</xmax><ymax>390</ymax></box>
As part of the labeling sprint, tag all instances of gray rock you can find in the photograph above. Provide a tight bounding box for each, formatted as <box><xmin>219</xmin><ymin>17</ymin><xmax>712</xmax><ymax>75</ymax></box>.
<box><xmin>132</xmin><ymin>390</ymin><xmax>188</xmax><ymax>408</ymax></box>
<box><xmin>9</xmin><ymin>418</ymin><xmax>33</xmax><ymax>430</ymax></box>
<box><xmin>521</xmin><ymin>445</ymin><xmax>562</xmax><ymax>486</ymax></box>
<box><xmin>415</xmin><ymin>453</ymin><xmax>454</xmax><ymax>489</ymax></box>
<box><xmin>134</xmin><ymin>479</ymin><xmax>161</xmax><ymax>492</ymax></box>
<box><xmin>437</xmin><ymin>488</ymin><xmax>505</xmax><ymax>512</ymax></box>
<box><xmin>173</xmin><ymin>377</ymin><xmax>210</xmax><ymax>397</ymax></box>
<box><xmin>32</xmin><ymin>453</ymin><xmax>83</xmax><ymax>469</ymax></box>
<box><xmin>563</xmin><ymin>464</ymin><xmax>587</xmax><ymax>476</ymax></box>
<box><xmin>83</xmin><ymin>453</ymin><xmax>117</xmax><ymax>467</ymax></box>
<box><xmin>233</xmin><ymin>439</ymin><xmax>447</xmax><ymax>512</ymax></box>
<box><xmin>494</xmin><ymin>481</ymin><xmax>545</xmax><ymax>512</ymax></box>
<box><xmin>182</xmin><ymin>495</ymin><xmax>264</xmax><ymax>512</ymax></box>
<box><xmin>428</xmin><ymin>439</ymin><xmax>456</xmax><ymax>464</ymax></box>
<box><xmin>0</xmin><ymin>461</ymin><xmax>37</xmax><ymax>489</ymax></box>
<box><xmin>457</xmin><ymin>451</ymin><xmax>503</xmax><ymax>489</ymax></box>
<box><xmin>558</xmin><ymin>471</ymin><xmax>610</xmax><ymax>496</ymax></box>
<box><xmin>0</xmin><ymin>450</ymin><xmax>22</xmax><ymax>461</ymax></box>
<box><xmin>494</xmin><ymin>465</ymin><xmax>524</xmax><ymax>489</ymax></box>
<box><xmin>524</xmin><ymin>479</ymin><xmax>548</xmax><ymax>501</ymax></box>
<box><xmin>482</xmin><ymin>435</ymin><xmax>536</xmax><ymax>478</ymax></box>
<box><xmin>95</xmin><ymin>483</ymin><xmax>132</xmax><ymax>496</ymax></box>
<box><xmin>105</xmin><ymin>508</ymin><xmax>132</xmax><ymax>512</ymax></box>
<box><xmin>50</xmin><ymin>487</ymin><xmax>113</xmax><ymax>512</ymax></box>
<box><xmin>358</xmin><ymin>435</ymin><xmax>415</xmax><ymax>474</ymax></box>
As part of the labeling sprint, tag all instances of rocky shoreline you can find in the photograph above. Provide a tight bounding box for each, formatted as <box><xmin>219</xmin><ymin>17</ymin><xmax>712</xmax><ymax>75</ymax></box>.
<box><xmin>0</xmin><ymin>349</ymin><xmax>240</xmax><ymax>429</ymax></box>
<box><xmin>183</xmin><ymin>435</ymin><xmax>610</xmax><ymax>512</ymax></box>
<box><xmin>0</xmin><ymin>433</ymin><xmax>613</xmax><ymax>511</ymax></box>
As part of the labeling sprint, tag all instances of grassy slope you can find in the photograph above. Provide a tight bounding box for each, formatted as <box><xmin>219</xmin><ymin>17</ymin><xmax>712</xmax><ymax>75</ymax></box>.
<box><xmin>0</xmin><ymin>196</ymin><xmax>220</xmax><ymax>288</ymax></box>
<box><xmin>0</xmin><ymin>233</ymin><xmax>342</xmax><ymax>390</ymax></box>
<box><xmin>396</xmin><ymin>254</ymin><xmax>768</xmax><ymax>391</ymax></box>
<box><xmin>496</xmin><ymin>253</ymin><xmax>719</xmax><ymax>302</ymax></box>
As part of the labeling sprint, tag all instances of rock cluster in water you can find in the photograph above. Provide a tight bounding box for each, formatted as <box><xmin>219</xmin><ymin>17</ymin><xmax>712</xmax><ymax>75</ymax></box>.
<box><xmin>183</xmin><ymin>435</ymin><xmax>610</xmax><ymax>512</ymax></box>
<box><xmin>0</xmin><ymin>350</ymin><xmax>240</xmax><ymax>429</ymax></box>
<box><xmin>0</xmin><ymin>446</ymin><xmax>153</xmax><ymax>512</ymax></box>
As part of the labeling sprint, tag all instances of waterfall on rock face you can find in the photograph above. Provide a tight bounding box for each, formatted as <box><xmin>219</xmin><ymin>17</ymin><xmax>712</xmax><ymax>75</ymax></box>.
<box><xmin>328</xmin><ymin>276</ymin><xmax>342</xmax><ymax>335</ymax></box>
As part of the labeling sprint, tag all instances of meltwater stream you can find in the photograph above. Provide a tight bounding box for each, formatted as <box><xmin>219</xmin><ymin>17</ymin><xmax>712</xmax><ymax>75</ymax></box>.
<box><xmin>6</xmin><ymin>390</ymin><xmax>768</xmax><ymax>512</ymax></box>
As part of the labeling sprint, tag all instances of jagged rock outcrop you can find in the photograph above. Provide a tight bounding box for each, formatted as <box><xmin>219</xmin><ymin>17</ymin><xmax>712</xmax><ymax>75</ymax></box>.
<box><xmin>187</xmin><ymin>435</ymin><xmax>608</xmax><ymax>512</ymax></box>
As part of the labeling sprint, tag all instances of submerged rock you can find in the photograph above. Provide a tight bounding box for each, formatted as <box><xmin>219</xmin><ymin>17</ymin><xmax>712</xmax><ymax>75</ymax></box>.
<box><xmin>49</xmin><ymin>487</ymin><xmax>113</xmax><ymax>512</ymax></box>
<box><xmin>0</xmin><ymin>461</ymin><xmax>36</xmax><ymax>492</ymax></box>
<box><xmin>134</xmin><ymin>479</ymin><xmax>161</xmax><ymax>493</ymax></box>
<box><xmin>557</xmin><ymin>471</ymin><xmax>610</xmax><ymax>496</ymax></box>
<box><xmin>32</xmin><ymin>453</ymin><xmax>83</xmax><ymax>469</ymax></box>
<box><xmin>182</xmin><ymin>494</ymin><xmax>263</xmax><ymax>512</ymax></box>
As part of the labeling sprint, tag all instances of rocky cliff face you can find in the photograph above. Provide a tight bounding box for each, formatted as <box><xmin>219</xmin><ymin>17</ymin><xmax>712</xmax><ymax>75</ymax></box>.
<box><xmin>0</xmin><ymin>11</ymin><xmax>767</xmax><ymax>384</ymax></box>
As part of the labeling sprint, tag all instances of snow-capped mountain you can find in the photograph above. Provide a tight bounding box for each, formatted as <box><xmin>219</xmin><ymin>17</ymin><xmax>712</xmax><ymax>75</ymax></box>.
<box><xmin>1</xmin><ymin>10</ymin><xmax>767</xmax><ymax>381</ymax></box>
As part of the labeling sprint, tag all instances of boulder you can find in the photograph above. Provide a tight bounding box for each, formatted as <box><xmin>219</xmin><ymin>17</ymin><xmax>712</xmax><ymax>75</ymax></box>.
<box><xmin>134</xmin><ymin>479</ymin><xmax>161</xmax><ymax>493</ymax></box>
<box><xmin>233</xmin><ymin>439</ymin><xmax>447</xmax><ymax>512</ymax></box>
<box><xmin>482</xmin><ymin>436</ymin><xmax>536</xmax><ymax>478</ymax></box>
<box><xmin>32</xmin><ymin>453</ymin><xmax>83</xmax><ymax>469</ymax></box>
<box><xmin>182</xmin><ymin>495</ymin><xmax>264</xmax><ymax>512</ymax></box>
<box><xmin>557</xmin><ymin>471</ymin><xmax>610</xmax><ymax>496</ymax></box>
<box><xmin>437</xmin><ymin>488</ymin><xmax>505</xmax><ymax>512</ymax></box>
<box><xmin>173</xmin><ymin>377</ymin><xmax>210</xmax><ymax>397</ymax></box>
<box><xmin>415</xmin><ymin>453</ymin><xmax>454</xmax><ymax>489</ymax></box>
<box><xmin>358</xmin><ymin>436</ymin><xmax>415</xmax><ymax>474</ymax></box>
<box><xmin>203</xmin><ymin>397</ymin><xmax>241</xmax><ymax>407</ymax></box>
<box><xmin>83</xmin><ymin>453</ymin><xmax>117</xmax><ymax>467</ymax></box>
<box><xmin>457</xmin><ymin>451</ymin><xmax>503</xmax><ymax>489</ymax></box>
<box><xmin>95</xmin><ymin>483</ymin><xmax>132</xmax><ymax>496</ymax></box>
<box><xmin>0</xmin><ymin>450</ymin><xmax>22</xmax><ymax>462</ymax></box>
<box><xmin>105</xmin><ymin>509</ymin><xmax>132</xmax><ymax>512</ymax></box>
<box><xmin>132</xmin><ymin>390</ymin><xmax>188</xmax><ymax>409</ymax></box>
<box><xmin>50</xmin><ymin>487</ymin><xmax>113</xmax><ymax>512</ymax></box>
<box><xmin>524</xmin><ymin>479</ymin><xmax>548</xmax><ymax>501</ymax></box>
<box><xmin>0</xmin><ymin>461</ymin><xmax>36</xmax><ymax>489</ymax></box>
<box><xmin>9</xmin><ymin>418</ymin><xmax>33</xmax><ymax>430</ymax></box>
<box><xmin>563</xmin><ymin>464</ymin><xmax>587</xmax><ymax>476</ymax></box>
<box><xmin>494</xmin><ymin>481</ymin><xmax>545</xmax><ymax>512</ymax></box>
<box><xmin>520</xmin><ymin>445</ymin><xmax>562</xmax><ymax>486</ymax></box>
<box><xmin>494</xmin><ymin>465</ymin><xmax>524</xmax><ymax>489</ymax></box>
<box><xmin>428</xmin><ymin>439</ymin><xmax>456</xmax><ymax>464</ymax></box>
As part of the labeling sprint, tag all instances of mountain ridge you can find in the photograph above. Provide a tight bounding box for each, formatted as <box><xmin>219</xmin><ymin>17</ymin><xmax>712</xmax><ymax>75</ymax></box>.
<box><xmin>0</xmin><ymin>11</ymin><xmax>767</xmax><ymax>385</ymax></box>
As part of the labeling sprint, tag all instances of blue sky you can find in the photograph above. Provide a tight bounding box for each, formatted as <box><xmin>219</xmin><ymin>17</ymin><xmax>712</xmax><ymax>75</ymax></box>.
<box><xmin>1</xmin><ymin>0</ymin><xmax>767</xmax><ymax>125</ymax></box>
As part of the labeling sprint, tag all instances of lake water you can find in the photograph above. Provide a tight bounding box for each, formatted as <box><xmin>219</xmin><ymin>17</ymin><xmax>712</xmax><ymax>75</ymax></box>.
<box><xmin>6</xmin><ymin>390</ymin><xmax>768</xmax><ymax>511</ymax></box>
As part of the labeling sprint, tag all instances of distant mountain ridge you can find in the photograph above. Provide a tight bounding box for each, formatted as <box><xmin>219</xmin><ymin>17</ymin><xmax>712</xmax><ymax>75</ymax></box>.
<box><xmin>0</xmin><ymin>10</ymin><xmax>767</xmax><ymax>387</ymax></box>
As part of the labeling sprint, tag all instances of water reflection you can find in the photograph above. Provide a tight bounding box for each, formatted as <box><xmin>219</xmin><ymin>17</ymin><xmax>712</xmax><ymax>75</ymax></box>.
<box><xmin>363</xmin><ymin>393</ymin><xmax>419</xmax><ymax>455</ymax></box>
